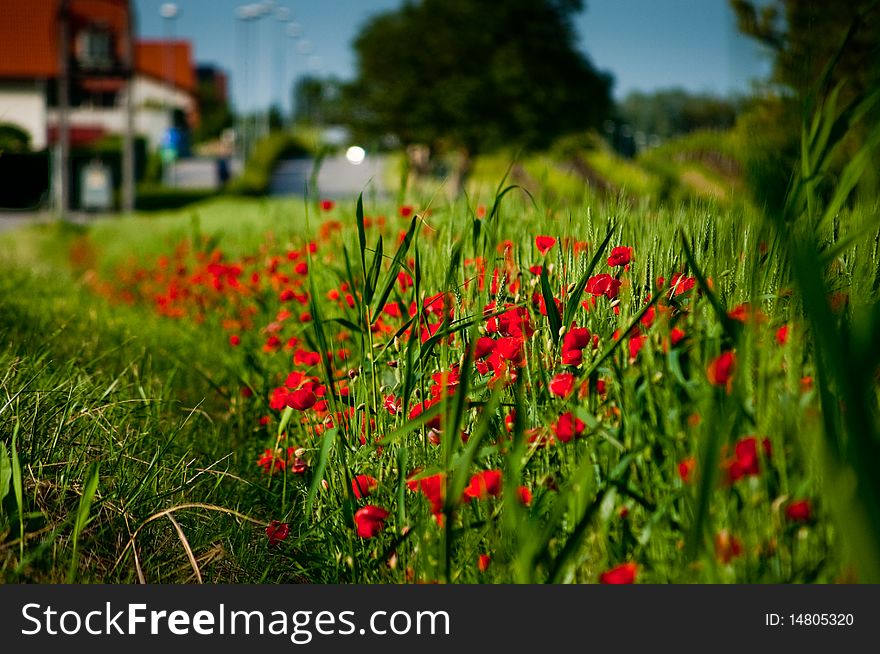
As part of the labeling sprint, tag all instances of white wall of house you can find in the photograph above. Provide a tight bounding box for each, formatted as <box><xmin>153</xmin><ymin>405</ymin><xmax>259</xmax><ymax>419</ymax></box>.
<box><xmin>0</xmin><ymin>82</ymin><xmax>48</xmax><ymax>149</ymax></box>
<box><xmin>42</xmin><ymin>75</ymin><xmax>195</xmax><ymax>149</ymax></box>
<box><xmin>130</xmin><ymin>76</ymin><xmax>194</xmax><ymax>115</ymax></box>
<box><xmin>1</xmin><ymin>76</ymin><xmax>193</xmax><ymax>152</ymax></box>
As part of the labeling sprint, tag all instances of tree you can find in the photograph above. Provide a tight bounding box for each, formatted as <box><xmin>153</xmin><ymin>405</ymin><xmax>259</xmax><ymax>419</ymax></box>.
<box><xmin>619</xmin><ymin>89</ymin><xmax>740</xmax><ymax>140</ymax></box>
<box><xmin>730</xmin><ymin>1</ymin><xmax>880</xmax><ymax>205</ymax></box>
<box><xmin>730</xmin><ymin>0</ymin><xmax>879</xmax><ymax>102</ymax></box>
<box><xmin>193</xmin><ymin>78</ymin><xmax>233</xmax><ymax>144</ymax></box>
<box><xmin>292</xmin><ymin>75</ymin><xmax>346</xmax><ymax>126</ymax></box>
<box><xmin>347</xmin><ymin>0</ymin><xmax>612</xmax><ymax>190</ymax></box>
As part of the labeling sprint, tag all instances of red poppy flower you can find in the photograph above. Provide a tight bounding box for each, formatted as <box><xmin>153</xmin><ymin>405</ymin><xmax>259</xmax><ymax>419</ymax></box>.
<box><xmin>354</xmin><ymin>505</ymin><xmax>389</xmax><ymax>538</ymax></box>
<box><xmin>294</xmin><ymin>350</ymin><xmax>322</xmax><ymax>366</ymax></box>
<box><xmin>517</xmin><ymin>485</ymin><xmax>533</xmax><ymax>506</ymax></box>
<box><xmin>678</xmin><ymin>457</ymin><xmax>696</xmax><ymax>484</ymax></box>
<box><xmin>399</xmin><ymin>205</ymin><xmax>414</xmax><ymax>218</ymax></box>
<box><xmin>553</xmin><ymin>411</ymin><xmax>586</xmax><ymax>443</ymax></box>
<box><xmin>290</xmin><ymin>457</ymin><xmax>309</xmax><ymax>474</ymax></box>
<box><xmin>352</xmin><ymin>474</ymin><xmax>378</xmax><ymax>499</ymax></box>
<box><xmin>383</xmin><ymin>394</ymin><xmax>401</xmax><ymax>415</ymax></box>
<box><xmin>549</xmin><ymin>372</ymin><xmax>575</xmax><ymax>397</ymax></box>
<box><xmin>536</xmin><ymin>235</ymin><xmax>556</xmax><ymax>255</ymax></box>
<box><xmin>409</xmin><ymin>399</ymin><xmax>442</xmax><ymax>430</ymax></box>
<box><xmin>714</xmin><ymin>530</ymin><xmax>743</xmax><ymax>563</ymax></box>
<box><xmin>407</xmin><ymin>472</ymin><xmax>446</xmax><ymax>520</ymax></box>
<box><xmin>669</xmin><ymin>273</ymin><xmax>696</xmax><ymax>297</ymax></box>
<box><xmin>723</xmin><ymin>436</ymin><xmax>771</xmax><ymax>483</ymax></box>
<box><xmin>600</xmin><ymin>562</ymin><xmax>637</xmax><ymax>584</ymax></box>
<box><xmin>707</xmin><ymin>351</ymin><xmax>736</xmax><ymax>387</ymax></box>
<box><xmin>785</xmin><ymin>499</ymin><xmax>812</xmax><ymax>523</ymax></box>
<box><xmin>475</xmin><ymin>336</ymin><xmax>496</xmax><ymax>359</ymax></box>
<box><xmin>464</xmin><ymin>470</ymin><xmax>502</xmax><ymax>500</ymax></box>
<box><xmin>670</xmin><ymin>327</ymin><xmax>686</xmax><ymax>346</ymax></box>
<box><xmin>628</xmin><ymin>334</ymin><xmax>647</xmax><ymax>360</ymax></box>
<box><xmin>320</xmin><ymin>199</ymin><xmax>335</xmax><ymax>211</ymax></box>
<box><xmin>776</xmin><ymin>324</ymin><xmax>789</xmax><ymax>345</ymax></box>
<box><xmin>607</xmin><ymin>246</ymin><xmax>633</xmax><ymax>267</ymax></box>
<box><xmin>286</xmin><ymin>388</ymin><xmax>317</xmax><ymax>411</ymax></box>
<box><xmin>478</xmin><ymin>554</ymin><xmax>491</xmax><ymax>572</ymax></box>
<box><xmin>265</xmin><ymin>520</ymin><xmax>290</xmax><ymax>546</ymax></box>
<box><xmin>229</xmin><ymin>334</ymin><xmax>241</xmax><ymax>347</ymax></box>
<box><xmin>561</xmin><ymin>326</ymin><xmax>590</xmax><ymax>365</ymax></box>
<box><xmin>586</xmin><ymin>274</ymin><xmax>621</xmax><ymax>299</ymax></box>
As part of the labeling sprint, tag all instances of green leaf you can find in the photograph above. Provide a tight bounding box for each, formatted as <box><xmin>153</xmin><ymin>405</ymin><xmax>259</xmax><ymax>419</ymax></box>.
<box><xmin>364</xmin><ymin>235</ymin><xmax>384</xmax><ymax>305</ymax></box>
<box><xmin>562</xmin><ymin>224</ymin><xmax>616</xmax><ymax>328</ymax></box>
<box><xmin>372</xmin><ymin>215</ymin><xmax>419</xmax><ymax>320</ymax></box>
<box><xmin>355</xmin><ymin>192</ymin><xmax>368</xmax><ymax>280</ymax></box>
<box><xmin>0</xmin><ymin>442</ymin><xmax>11</xmax><ymax>511</ymax></box>
<box><xmin>540</xmin><ymin>265</ymin><xmax>562</xmax><ymax>345</ymax></box>
<box><xmin>68</xmin><ymin>461</ymin><xmax>100</xmax><ymax>583</ymax></box>
<box><xmin>277</xmin><ymin>406</ymin><xmax>294</xmax><ymax>438</ymax></box>
<box><xmin>306</xmin><ymin>428</ymin><xmax>337</xmax><ymax>518</ymax></box>
<box><xmin>679</xmin><ymin>232</ymin><xmax>741</xmax><ymax>342</ymax></box>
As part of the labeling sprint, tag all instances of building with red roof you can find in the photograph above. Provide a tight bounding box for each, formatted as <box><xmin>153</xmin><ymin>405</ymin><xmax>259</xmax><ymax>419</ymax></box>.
<box><xmin>0</xmin><ymin>0</ymin><xmax>198</xmax><ymax>150</ymax></box>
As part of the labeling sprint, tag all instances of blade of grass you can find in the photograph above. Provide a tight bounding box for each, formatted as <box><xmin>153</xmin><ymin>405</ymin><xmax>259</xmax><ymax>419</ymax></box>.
<box><xmin>67</xmin><ymin>461</ymin><xmax>100</xmax><ymax>582</ymax></box>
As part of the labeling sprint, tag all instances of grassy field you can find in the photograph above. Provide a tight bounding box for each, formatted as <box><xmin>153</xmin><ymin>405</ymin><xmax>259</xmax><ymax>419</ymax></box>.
<box><xmin>2</xmin><ymin>168</ymin><xmax>878</xmax><ymax>582</ymax></box>
<box><xmin>3</xmin><ymin>80</ymin><xmax>880</xmax><ymax>584</ymax></box>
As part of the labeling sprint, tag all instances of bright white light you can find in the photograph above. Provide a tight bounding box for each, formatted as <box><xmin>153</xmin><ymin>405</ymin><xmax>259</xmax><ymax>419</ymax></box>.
<box><xmin>346</xmin><ymin>146</ymin><xmax>366</xmax><ymax>165</ymax></box>
<box><xmin>160</xmin><ymin>2</ymin><xmax>179</xmax><ymax>19</ymax></box>
<box><xmin>236</xmin><ymin>4</ymin><xmax>258</xmax><ymax>19</ymax></box>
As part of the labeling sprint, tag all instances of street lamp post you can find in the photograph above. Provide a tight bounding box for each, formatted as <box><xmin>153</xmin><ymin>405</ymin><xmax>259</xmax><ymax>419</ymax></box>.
<box><xmin>286</xmin><ymin>21</ymin><xmax>303</xmax><ymax>123</ymax></box>
<box><xmin>275</xmin><ymin>6</ymin><xmax>290</xmax><ymax>120</ymax></box>
<box><xmin>122</xmin><ymin>1</ymin><xmax>135</xmax><ymax>213</ymax></box>
<box><xmin>236</xmin><ymin>4</ymin><xmax>261</xmax><ymax>161</ymax></box>
<box><xmin>160</xmin><ymin>2</ymin><xmax>179</xmax><ymax>186</ymax></box>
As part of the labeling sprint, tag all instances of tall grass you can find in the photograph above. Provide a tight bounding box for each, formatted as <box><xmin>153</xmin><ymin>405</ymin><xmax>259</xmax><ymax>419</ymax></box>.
<box><xmin>1</xmin><ymin>78</ymin><xmax>878</xmax><ymax>582</ymax></box>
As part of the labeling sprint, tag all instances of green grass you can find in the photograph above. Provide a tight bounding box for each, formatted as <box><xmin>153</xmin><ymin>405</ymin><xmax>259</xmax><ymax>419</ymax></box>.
<box><xmin>2</xmin><ymin>74</ymin><xmax>878</xmax><ymax>584</ymax></box>
<box><xmin>1</xmin><ymin>183</ymin><xmax>876</xmax><ymax>583</ymax></box>
<box><xmin>0</xmin><ymin>229</ymin><xmax>323</xmax><ymax>582</ymax></box>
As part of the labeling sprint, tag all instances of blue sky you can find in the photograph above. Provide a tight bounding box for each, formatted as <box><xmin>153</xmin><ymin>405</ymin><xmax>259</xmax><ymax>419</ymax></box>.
<box><xmin>133</xmin><ymin>0</ymin><xmax>772</xmax><ymax>113</ymax></box>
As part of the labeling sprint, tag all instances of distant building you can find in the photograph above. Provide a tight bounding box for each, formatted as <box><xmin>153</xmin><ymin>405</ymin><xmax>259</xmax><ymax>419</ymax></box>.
<box><xmin>0</xmin><ymin>0</ymin><xmax>197</xmax><ymax>151</ymax></box>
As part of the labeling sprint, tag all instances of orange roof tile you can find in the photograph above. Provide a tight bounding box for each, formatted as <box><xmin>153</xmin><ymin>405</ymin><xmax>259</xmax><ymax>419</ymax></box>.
<box><xmin>0</xmin><ymin>0</ymin><xmax>131</xmax><ymax>80</ymax></box>
<box><xmin>135</xmin><ymin>40</ymin><xmax>195</xmax><ymax>93</ymax></box>
<box><xmin>0</xmin><ymin>0</ymin><xmax>61</xmax><ymax>78</ymax></box>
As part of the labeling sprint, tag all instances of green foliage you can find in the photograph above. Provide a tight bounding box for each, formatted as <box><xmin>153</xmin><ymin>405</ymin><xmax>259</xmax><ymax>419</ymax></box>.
<box><xmin>193</xmin><ymin>72</ymin><xmax>234</xmax><ymax>144</ymax></box>
<box><xmin>292</xmin><ymin>75</ymin><xmax>347</xmax><ymax>126</ymax></box>
<box><xmin>766</xmin><ymin>34</ymin><xmax>880</xmax><ymax>581</ymax></box>
<box><xmin>135</xmin><ymin>185</ymin><xmax>218</xmax><ymax>212</ymax></box>
<box><xmin>731</xmin><ymin>0</ymin><xmax>880</xmax><ymax>100</ymax></box>
<box><xmin>731</xmin><ymin>1</ymin><xmax>880</xmax><ymax>210</ymax></box>
<box><xmin>227</xmin><ymin>130</ymin><xmax>313</xmax><ymax>196</ymax></box>
<box><xmin>619</xmin><ymin>89</ymin><xmax>741</xmax><ymax>139</ymax></box>
<box><xmin>348</xmin><ymin>0</ymin><xmax>612</xmax><ymax>156</ymax></box>
<box><xmin>0</xmin><ymin>122</ymin><xmax>32</xmax><ymax>153</ymax></box>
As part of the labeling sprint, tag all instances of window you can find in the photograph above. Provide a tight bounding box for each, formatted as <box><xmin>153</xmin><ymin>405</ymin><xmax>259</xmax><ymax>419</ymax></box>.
<box><xmin>76</xmin><ymin>27</ymin><xmax>114</xmax><ymax>69</ymax></box>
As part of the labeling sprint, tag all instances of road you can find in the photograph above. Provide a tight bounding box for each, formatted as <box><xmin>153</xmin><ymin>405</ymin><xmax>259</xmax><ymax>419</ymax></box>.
<box><xmin>269</xmin><ymin>154</ymin><xmax>388</xmax><ymax>199</ymax></box>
